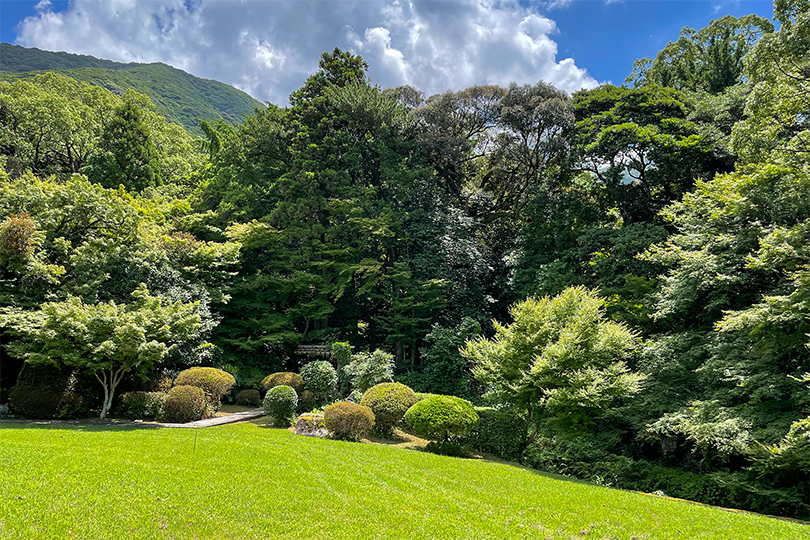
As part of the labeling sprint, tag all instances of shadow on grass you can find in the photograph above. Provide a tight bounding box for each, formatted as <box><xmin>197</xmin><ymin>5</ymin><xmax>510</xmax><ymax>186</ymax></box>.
<box><xmin>0</xmin><ymin>421</ymin><xmax>162</xmax><ymax>432</ymax></box>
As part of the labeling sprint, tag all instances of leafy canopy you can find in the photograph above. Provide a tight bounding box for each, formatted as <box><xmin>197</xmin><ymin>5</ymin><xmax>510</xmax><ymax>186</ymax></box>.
<box><xmin>464</xmin><ymin>287</ymin><xmax>644</xmax><ymax>429</ymax></box>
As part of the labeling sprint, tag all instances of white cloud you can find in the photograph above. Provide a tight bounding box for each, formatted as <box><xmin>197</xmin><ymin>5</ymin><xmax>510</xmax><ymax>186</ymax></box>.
<box><xmin>15</xmin><ymin>0</ymin><xmax>599</xmax><ymax>104</ymax></box>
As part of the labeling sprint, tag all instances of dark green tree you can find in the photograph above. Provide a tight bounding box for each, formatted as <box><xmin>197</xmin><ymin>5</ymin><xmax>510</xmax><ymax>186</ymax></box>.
<box><xmin>88</xmin><ymin>96</ymin><xmax>162</xmax><ymax>191</ymax></box>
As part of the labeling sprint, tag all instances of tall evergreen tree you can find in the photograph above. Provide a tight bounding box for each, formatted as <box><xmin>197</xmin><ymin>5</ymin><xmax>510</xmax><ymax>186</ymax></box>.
<box><xmin>89</xmin><ymin>96</ymin><xmax>161</xmax><ymax>191</ymax></box>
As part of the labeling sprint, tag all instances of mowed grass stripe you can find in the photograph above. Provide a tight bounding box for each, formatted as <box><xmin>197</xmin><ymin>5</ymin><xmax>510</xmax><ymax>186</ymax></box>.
<box><xmin>0</xmin><ymin>423</ymin><xmax>807</xmax><ymax>540</ymax></box>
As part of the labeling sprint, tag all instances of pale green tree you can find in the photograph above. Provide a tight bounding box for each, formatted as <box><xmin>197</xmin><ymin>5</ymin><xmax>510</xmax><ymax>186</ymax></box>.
<box><xmin>463</xmin><ymin>287</ymin><xmax>644</xmax><ymax>430</ymax></box>
<box><xmin>4</xmin><ymin>284</ymin><xmax>204</xmax><ymax>418</ymax></box>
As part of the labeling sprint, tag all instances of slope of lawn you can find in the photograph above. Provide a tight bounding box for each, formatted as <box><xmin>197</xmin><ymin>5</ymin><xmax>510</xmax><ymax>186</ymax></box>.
<box><xmin>0</xmin><ymin>421</ymin><xmax>807</xmax><ymax>540</ymax></box>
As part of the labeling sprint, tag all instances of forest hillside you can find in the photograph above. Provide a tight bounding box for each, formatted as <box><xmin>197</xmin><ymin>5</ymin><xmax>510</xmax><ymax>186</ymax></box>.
<box><xmin>0</xmin><ymin>43</ymin><xmax>263</xmax><ymax>134</ymax></box>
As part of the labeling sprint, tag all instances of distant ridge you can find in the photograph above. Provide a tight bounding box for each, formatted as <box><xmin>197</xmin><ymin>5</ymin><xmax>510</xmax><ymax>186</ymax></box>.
<box><xmin>0</xmin><ymin>43</ymin><xmax>263</xmax><ymax>135</ymax></box>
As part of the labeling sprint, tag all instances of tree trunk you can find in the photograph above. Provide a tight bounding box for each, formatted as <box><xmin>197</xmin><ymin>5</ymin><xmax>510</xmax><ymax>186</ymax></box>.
<box><xmin>95</xmin><ymin>366</ymin><xmax>129</xmax><ymax>419</ymax></box>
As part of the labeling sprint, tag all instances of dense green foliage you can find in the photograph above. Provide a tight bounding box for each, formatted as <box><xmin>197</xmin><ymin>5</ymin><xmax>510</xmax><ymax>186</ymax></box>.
<box><xmin>161</xmin><ymin>385</ymin><xmax>208</xmax><ymax>423</ymax></box>
<box><xmin>323</xmin><ymin>401</ymin><xmax>375</xmax><ymax>441</ymax></box>
<box><xmin>300</xmin><ymin>360</ymin><xmax>338</xmax><ymax>402</ymax></box>
<box><xmin>7</xmin><ymin>362</ymin><xmax>90</xmax><ymax>419</ymax></box>
<box><xmin>3</xmin><ymin>286</ymin><xmax>204</xmax><ymax>418</ymax></box>
<box><xmin>0</xmin><ymin>74</ymin><xmax>203</xmax><ymax>179</ymax></box>
<box><xmin>626</xmin><ymin>15</ymin><xmax>774</xmax><ymax>93</ymax></box>
<box><xmin>402</xmin><ymin>395</ymin><xmax>479</xmax><ymax>441</ymax></box>
<box><xmin>117</xmin><ymin>391</ymin><xmax>166</xmax><ymax>420</ymax></box>
<box><xmin>467</xmin><ymin>407</ymin><xmax>527</xmax><ymax>460</ymax></box>
<box><xmin>464</xmin><ymin>287</ymin><xmax>644</xmax><ymax>430</ymax></box>
<box><xmin>263</xmin><ymin>384</ymin><xmax>298</xmax><ymax>427</ymax></box>
<box><xmin>174</xmin><ymin>367</ymin><xmax>236</xmax><ymax>405</ymax></box>
<box><xmin>0</xmin><ymin>44</ymin><xmax>262</xmax><ymax>134</ymax></box>
<box><xmin>343</xmin><ymin>350</ymin><xmax>395</xmax><ymax>394</ymax></box>
<box><xmin>235</xmin><ymin>389</ymin><xmax>261</xmax><ymax>407</ymax></box>
<box><xmin>2</xmin><ymin>1</ymin><xmax>810</xmax><ymax>517</ymax></box>
<box><xmin>3</xmin><ymin>423</ymin><xmax>805</xmax><ymax>540</ymax></box>
<box><xmin>261</xmin><ymin>372</ymin><xmax>304</xmax><ymax>395</ymax></box>
<box><xmin>360</xmin><ymin>382</ymin><xmax>417</xmax><ymax>434</ymax></box>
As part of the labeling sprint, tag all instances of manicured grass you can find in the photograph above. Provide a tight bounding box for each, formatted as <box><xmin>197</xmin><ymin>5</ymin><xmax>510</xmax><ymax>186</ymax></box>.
<box><xmin>0</xmin><ymin>422</ymin><xmax>807</xmax><ymax>540</ymax></box>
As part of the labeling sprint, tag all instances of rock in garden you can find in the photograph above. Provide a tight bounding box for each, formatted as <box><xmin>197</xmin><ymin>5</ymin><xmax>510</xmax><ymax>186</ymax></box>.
<box><xmin>294</xmin><ymin>413</ymin><xmax>328</xmax><ymax>438</ymax></box>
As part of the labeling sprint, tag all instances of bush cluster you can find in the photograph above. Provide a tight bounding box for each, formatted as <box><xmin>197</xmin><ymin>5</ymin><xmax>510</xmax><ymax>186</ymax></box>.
<box><xmin>323</xmin><ymin>401</ymin><xmax>375</xmax><ymax>441</ymax></box>
<box><xmin>263</xmin><ymin>385</ymin><xmax>298</xmax><ymax>427</ymax></box>
<box><xmin>174</xmin><ymin>367</ymin><xmax>236</xmax><ymax>405</ymax></box>
<box><xmin>161</xmin><ymin>385</ymin><xmax>209</xmax><ymax>423</ymax></box>
<box><xmin>425</xmin><ymin>440</ymin><xmax>468</xmax><ymax>458</ymax></box>
<box><xmin>8</xmin><ymin>364</ymin><xmax>91</xmax><ymax>419</ymax></box>
<box><xmin>118</xmin><ymin>391</ymin><xmax>167</xmax><ymax>420</ymax></box>
<box><xmin>402</xmin><ymin>395</ymin><xmax>479</xmax><ymax>441</ymax></box>
<box><xmin>262</xmin><ymin>372</ymin><xmax>304</xmax><ymax>395</ymax></box>
<box><xmin>468</xmin><ymin>407</ymin><xmax>526</xmax><ymax>460</ymax></box>
<box><xmin>134</xmin><ymin>373</ymin><xmax>173</xmax><ymax>393</ymax></box>
<box><xmin>520</xmin><ymin>435</ymin><xmax>751</xmax><ymax>511</ymax></box>
<box><xmin>235</xmin><ymin>389</ymin><xmax>261</xmax><ymax>407</ymax></box>
<box><xmin>300</xmin><ymin>360</ymin><xmax>338</xmax><ymax>401</ymax></box>
<box><xmin>343</xmin><ymin>350</ymin><xmax>395</xmax><ymax>394</ymax></box>
<box><xmin>359</xmin><ymin>382</ymin><xmax>417</xmax><ymax>435</ymax></box>
<box><xmin>297</xmin><ymin>389</ymin><xmax>316</xmax><ymax>413</ymax></box>
<box><xmin>234</xmin><ymin>366</ymin><xmax>265</xmax><ymax>390</ymax></box>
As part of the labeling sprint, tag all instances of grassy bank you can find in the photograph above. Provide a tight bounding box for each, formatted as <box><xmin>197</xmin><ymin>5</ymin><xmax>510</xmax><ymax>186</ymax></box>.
<box><xmin>0</xmin><ymin>421</ymin><xmax>807</xmax><ymax>539</ymax></box>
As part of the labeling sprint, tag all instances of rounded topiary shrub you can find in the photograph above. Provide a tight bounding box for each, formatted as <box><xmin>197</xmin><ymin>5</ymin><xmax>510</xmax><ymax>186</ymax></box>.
<box><xmin>161</xmin><ymin>385</ymin><xmax>208</xmax><ymax>423</ymax></box>
<box><xmin>119</xmin><ymin>391</ymin><xmax>167</xmax><ymax>420</ymax></box>
<box><xmin>300</xmin><ymin>360</ymin><xmax>338</xmax><ymax>401</ymax></box>
<box><xmin>359</xmin><ymin>382</ymin><xmax>417</xmax><ymax>435</ymax></box>
<box><xmin>174</xmin><ymin>367</ymin><xmax>236</xmax><ymax>405</ymax></box>
<box><xmin>323</xmin><ymin>401</ymin><xmax>375</xmax><ymax>441</ymax></box>
<box><xmin>263</xmin><ymin>384</ymin><xmax>298</xmax><ymax>427</ymax></box>
<box><xmin>403</xmin><ymin>395</ymin><xmax>479</xmax><ymax>442</ymax></box>
<box><xmin>235</xmin><ymin>389</ymin><xmax>262</xmax><ymax>407</ymax></box>
<box><xmin>261</xmin><ymin>372</ymin><xmax>304</xmax><ymax>395</ymax></box>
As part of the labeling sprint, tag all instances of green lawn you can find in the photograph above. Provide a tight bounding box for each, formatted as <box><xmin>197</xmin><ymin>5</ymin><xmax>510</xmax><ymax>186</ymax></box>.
<box><xmin>0</xmin><ymin>421</ymin><xmax>807</xmax><ymax>540</ymax></box>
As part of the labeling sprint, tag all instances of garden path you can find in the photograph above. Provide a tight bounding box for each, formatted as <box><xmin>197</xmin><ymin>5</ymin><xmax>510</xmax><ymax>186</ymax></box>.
<box><xmin>0</xmin><ymin>407</ymin><xmax>265</xmax><ymax>428</ymax></box>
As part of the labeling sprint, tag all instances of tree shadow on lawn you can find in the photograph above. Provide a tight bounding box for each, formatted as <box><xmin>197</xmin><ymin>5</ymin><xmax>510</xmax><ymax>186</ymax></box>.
<box><xmin>0</xmin><ymin>419</ymin><xmax>163</xmax><ymax>432</ymax></box>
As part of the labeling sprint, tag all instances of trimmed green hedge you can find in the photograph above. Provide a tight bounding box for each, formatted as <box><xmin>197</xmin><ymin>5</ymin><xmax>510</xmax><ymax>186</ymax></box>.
<box><xmin>468</xmin><ymin>407</ymin><xmax>526</xmax><ymax>460</ymax></box>
<box><xmin>174</xmin><ymin>367</ymin><xmax>236</xmax><ymax>404</ymax></box>
<box><xmin>263</xmin><ymin>385</ymin><xmax>298</xmax><ymax>427</ymax></box>
<box><xmin>235</xmin><ymin>389</ymin><xmax>261</xmax><ymax>407</ymax></box>
<box><xmin>262</xmin><ymin>372</ymin><xmax>304</xmax><ymax>395</ymax></box>
<box><xmin>403</xmin><ymin>395</ymin><xmax>479</xmax><ymax>441</ymax></box>
<box><xmin>360</xmin><ymin>382</ymin><xmax>417</xmax><ymax>435</ymax></box>
<box><xmin>324</xmin><ymin>401</ymin><xmax>375</xmax><ymax>441</ymax></box>
<box><xmin>118</xmin><ymin>391</ymin><xmax>167</xmax><ymax>420</ymax></box>
<box><xmin>161</xmin><ymin>385</ymin><xmax>208</xmax><ymax>423</ymax></box>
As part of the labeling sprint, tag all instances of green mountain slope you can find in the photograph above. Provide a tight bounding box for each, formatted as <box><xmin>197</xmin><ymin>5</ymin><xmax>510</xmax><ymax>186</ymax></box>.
<box><xmin>0</xmin><ymin>43</ymin><xmax>263</xmax><ymax>134</ymax></box>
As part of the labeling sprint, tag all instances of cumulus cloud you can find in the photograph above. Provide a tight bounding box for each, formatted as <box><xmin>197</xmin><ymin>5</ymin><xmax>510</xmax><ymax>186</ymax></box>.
<box><xmin>15</xmin><ymin>0</ymin><xmax>599</xmax><ymax>104</ymax></box>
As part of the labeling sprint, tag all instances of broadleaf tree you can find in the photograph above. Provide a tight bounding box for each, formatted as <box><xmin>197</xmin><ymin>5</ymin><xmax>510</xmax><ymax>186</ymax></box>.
<box><xmin>4</xmin><ymin>284</ymin><xmax>204</xmax><ymax>418</ymax></box>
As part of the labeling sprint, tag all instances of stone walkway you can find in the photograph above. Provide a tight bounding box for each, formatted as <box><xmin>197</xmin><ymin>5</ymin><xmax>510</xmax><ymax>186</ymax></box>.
<box><xmin>0</xmin><ymin>408</ymin><xmax>266</xmax><ymax>429</ymax></box>
<box><xmin>150</xmin><ymin>407</ymin><xmax>265</xmax><ymax>428</ymax></box>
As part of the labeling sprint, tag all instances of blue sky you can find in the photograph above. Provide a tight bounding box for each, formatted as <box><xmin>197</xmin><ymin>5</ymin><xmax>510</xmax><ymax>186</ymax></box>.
<box><xmin>0</xmin><ymin>0</ymin><xmax>776</xmax><ymax>103</ymax></box>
